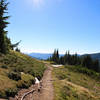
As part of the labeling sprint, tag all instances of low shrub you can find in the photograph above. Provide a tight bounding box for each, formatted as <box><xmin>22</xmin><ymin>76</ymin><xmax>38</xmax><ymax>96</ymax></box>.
<box><xmin>65</xmin><ymin>65</ymin><xmax>100</xmax><ymax>79</ymax></box>
<box><xmin>12</xmin><ymin>65</ymin><xmax>24</xmax><ymax>72</ymax></box>
<box><xmin>0</xmin><ymin>91</ymin><xmax>6</xmax><ymax>98</ymax></box>
<box><xmin>17</xmin><ymin>73</ymin><xmax>35</xmax><ymax>89</ymax></box>
<box><xmin>5</xmin><ymin>88</ymin><xmax>18</xmax><ymax>98</ymax></box>
<box><xmin>8</xmin><ymin>71</ymin><xmax>21</xmax><ymax>81</ymax></box>
<box><xmin>17</xmin><ymin>80</ymin><xmax>34</xmax><ymax>89</ymax></box>
<box><xmin>0</xmin><ymin>65</ymin><xmax>8</xmax><ymax>69</ymax></box>
<box><xmin>0</xmin><ymin>88</ymin><xmax>18</xmax><ymax>98</ymax></box>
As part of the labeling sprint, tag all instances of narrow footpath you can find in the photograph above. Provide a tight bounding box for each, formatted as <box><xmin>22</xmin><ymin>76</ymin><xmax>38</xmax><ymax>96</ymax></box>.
<box><xmin>39</xmin><ymin>66</ymin><xmax>54</xmax><ymax>100</ymax></box>
<box><xmin>32</xmin><ymin>65</ymin><xmax>54</xmax><ymax>100</ymax></box>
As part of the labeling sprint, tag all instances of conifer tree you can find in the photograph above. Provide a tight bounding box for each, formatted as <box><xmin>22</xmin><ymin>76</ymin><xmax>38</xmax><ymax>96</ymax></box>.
<box><xmin>64</xmin><ymin>51</ymin><xmax>68</xmax><ymax>64</ymax></box>
<box><xmin>92</xmin><ymin>59</ymin><xmax>99</xmax><ymax>72</ymax></box>
<box><xmin>51</xmin><ymin>49</ymin><xmax>60</xmax><ymax>64</ymax></box>
<box><xmin>56</xmin><ymin>49</ymin><xmax>59</xmax><ymax>64</ymax></box>
<box><xmin>67</xmin><ymin>51</ymin><xmax>71</xmax><ymax>64</ymax></box>
<box><xmin>15</xmin><ymin>48</ymin><xmax>20</xmax><ymax>52</ymax></box>
<box><xmin>82</xmin><ymin>55</ymin><xmax>93</xmax><ymax>69</ymax></box>
<box><xmin>0</xmin><ymin>0</ymin><xmax>9</xmax><ymax>54</ymax></box>
<box><xmin>59</xmin><ymin>56</ymin><xmax>64</xmax><ymax>64</ymax></box>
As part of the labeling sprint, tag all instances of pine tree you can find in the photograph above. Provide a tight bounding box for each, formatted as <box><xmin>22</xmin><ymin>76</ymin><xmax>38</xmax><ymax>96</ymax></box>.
<box><xmin>56</xmin><ymin>49</ymin><xmax>59</xmax><ymax>64</ymax></box>
<box><xmin>64</xmin><ymin>51</ymin><xmax>68</xmax><ymax>64</ymax></box>
<box><xmin>51</xmin><ymin>49</ymin><xmax>60</xmax><ymax>64</ymax></box>
<box><xmin>15</xmin><ymin>48</ymin><xmax>20</xmax><ymax>52</ymax></box>
<box><xmin>67</xmin><ymin>51</ymin><xmax>71</xmax><ymax>65</ymax></box>
<box><xmin>59</xmin><ymin>56</ymin><xmax>64</xmax><ymax>64</ymax></box>
<box><xmin>71</xmin><ymin>53</ymin><xmax>78</xmax><ymax>65</ymax></box>
<box><xmin>0</xmin><ymin>0</ymin><xmax>9</xmax><ymax>54</ymax></box>
<box><xmin>92</xmin><ymin>59</ymin><xmax>99</xmax><ymax>72</ymax></box>
<box><xmin>82</xmin><ymin>55</ymin><xmax>93</xmax><ymax>69</ymax></box>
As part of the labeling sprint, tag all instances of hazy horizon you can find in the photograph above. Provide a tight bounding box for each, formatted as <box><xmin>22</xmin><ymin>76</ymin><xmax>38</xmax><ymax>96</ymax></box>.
<box><xmin>25</xmin><ymin>51</ymin><xmax>100</xmax><ymax>55</ymax></box>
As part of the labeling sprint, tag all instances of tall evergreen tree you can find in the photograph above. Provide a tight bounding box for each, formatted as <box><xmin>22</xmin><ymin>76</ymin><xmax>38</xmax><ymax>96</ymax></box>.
<box><xmin>56</xmin><ymin>49</ymin><xmax>59</xmax><ymax>64</ymax></box>
<box><xmin>0</xmin><ymin>0</ymin><xmax>9</xmax><ymax>54</ymax></box>
<box><xmin>92</xmin><ymin>59</ymin><xmax>99</xmax><ymax>72</ymax></box>
<box><xmin>82</xmin><ymin>55</ymin><xmax>93</xmax><ymax>69</ymax></box>
<box><xmin>51</xmin><ymin>49</ymin><xmax>60</xmax><ymax>64</ymax></box>
<box><xmin>63</xmin><ymin>51</ymin><xmax>68</xmax><ymax>64</ymax></box>
<box><xmin>67</xmin><ymin>51</ymin><xmax>71</xmax><ymax>65</ymax></box>
<box><xmin>59</xmin><ymin>56</ymin><xmax>64</xmax><ymax>64</ymax></box>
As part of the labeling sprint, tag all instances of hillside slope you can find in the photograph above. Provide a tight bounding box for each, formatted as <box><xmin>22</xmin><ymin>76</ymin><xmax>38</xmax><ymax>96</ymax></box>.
<box><xmin>52</xmin><ymin>65</ymin><xmax>100</xmax><ymax>100</ymax></box>
<box><xmin>0</xmin><ymin>51</ymin><xmax>46</xmax><ymax>99</ymax></box>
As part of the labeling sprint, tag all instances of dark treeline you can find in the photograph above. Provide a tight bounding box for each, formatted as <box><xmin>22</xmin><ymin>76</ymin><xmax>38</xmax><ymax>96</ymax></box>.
<box><xmin>48</xmin><ymin>49</ymin><xmax>100</xmax><ymax>72</ymax></box>
<box><xmin>0</xmin><ymin>0</ymin><xmax>20</xmax><ymax>54</ymax></box>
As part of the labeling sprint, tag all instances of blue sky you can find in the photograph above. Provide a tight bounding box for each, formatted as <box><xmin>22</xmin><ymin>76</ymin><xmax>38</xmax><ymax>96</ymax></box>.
<box><xmin>7</xmin><ymin>0</ymin><xmax>100</xmax><ymax>54</ymax></box>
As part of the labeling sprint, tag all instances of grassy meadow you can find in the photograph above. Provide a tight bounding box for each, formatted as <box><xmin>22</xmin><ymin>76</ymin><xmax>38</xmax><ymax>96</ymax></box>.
<box><xmin>52</xmin><ymin>65</ymin><xmax>100</xmax><ymax>100</ymax></box>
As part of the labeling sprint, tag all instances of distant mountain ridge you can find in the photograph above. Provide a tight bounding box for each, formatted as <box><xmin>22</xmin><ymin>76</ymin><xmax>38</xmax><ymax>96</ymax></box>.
<box><xmin>28</xmin><ymin>53</ymin><xmax>64</xmax><ymax>60</ymax></box>
<box><xmin>82</xmin><ymin>53</ymin><xmax>100</xmax><ymax>61</ymax></box>
<box><xmin>28</xmin><ymin>52</ymin><xmax>100</xmax><ymax>61</ymax></box>
<box><xmin>28</xmin><ymin>53</ymin><xmax>52</xmax><ymax>60</ymax></box>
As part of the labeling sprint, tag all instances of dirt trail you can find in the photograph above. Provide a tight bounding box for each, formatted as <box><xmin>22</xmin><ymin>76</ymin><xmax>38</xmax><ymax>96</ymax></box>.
<box><xmin>24</xmin><ymin>65</ymin><xmax>54</xmax><ymax>100</ymax></box>
<box><xmin>33</xmin><ymin>65</ymin><xmax>54</xmax><ymax>100</ymax></box>
<box><xmin>39</xmin><ymin>66</ymin><xmax>54</xmax><ymax>100</ymax></box>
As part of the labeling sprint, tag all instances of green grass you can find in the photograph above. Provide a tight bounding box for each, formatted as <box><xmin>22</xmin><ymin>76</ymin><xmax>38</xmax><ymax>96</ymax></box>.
<box><xmin>0</xmin><ymin>51</ymin><xmax>46</xmax><ymax>98</ymax></box>
<box><xmin>21</xmin><ymin>73</ymin><xmax>34</xmax><ymax>82</ymax></box>
<box><xmin>52</xmin><ymin>66</ymin><xmax>100</xmax><ymax>100</ymax></box>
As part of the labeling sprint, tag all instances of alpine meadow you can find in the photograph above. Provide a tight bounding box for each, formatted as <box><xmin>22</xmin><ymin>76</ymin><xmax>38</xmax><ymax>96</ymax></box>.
<box><xmin>0</xmin><ymin>0</ymin><xmax>100</xmax><ymax>100</ymax></box>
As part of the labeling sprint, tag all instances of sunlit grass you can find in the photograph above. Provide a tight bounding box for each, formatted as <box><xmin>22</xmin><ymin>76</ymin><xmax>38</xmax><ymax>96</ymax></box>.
<box><xmin>0</xmin><ymin>51</ymin><xmax>46</xmax><ymax>98</ymax></box>
<box><xmin>52</xmin><ymin>66</ymin><xmax>100</xmax><ymax>100</ymax></box>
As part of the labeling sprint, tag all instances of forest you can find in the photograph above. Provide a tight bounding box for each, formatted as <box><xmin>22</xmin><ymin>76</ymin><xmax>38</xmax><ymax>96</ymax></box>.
<box><xmin>48</xmin><ymin>49</ymin><xmax>100</xmax><ymax>72</ymax></box>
